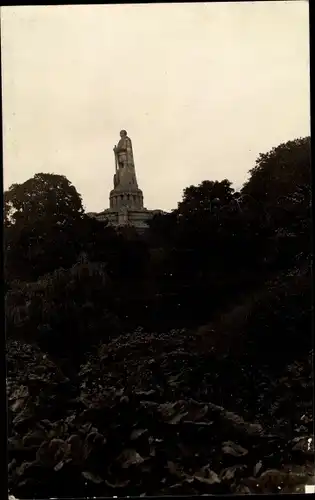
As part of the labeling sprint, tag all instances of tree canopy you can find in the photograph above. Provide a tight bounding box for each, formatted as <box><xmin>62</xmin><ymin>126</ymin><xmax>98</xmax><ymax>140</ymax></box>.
<box><xmin>242</xmin><ymin>137</ymin><xmax>311</xmax><ymax>259</ymax></box>
<box><xmin>4</xmin><ymin>173</ymin><xmax>85</xmax><ymax>281</ymax></box>
<box><xmin>242</xmin><ymin>136</ymin><xmax>311</xmax><ymax>206</ymax></box>
<box><xmin>177</xmin><ymin>179</ymin><xmax>234</xmax><ymax>216</ymax></box>
<box><xmin>4</xmin><ymin>172</ymin><xmax>84</xmax><ymax>227</ymax></box>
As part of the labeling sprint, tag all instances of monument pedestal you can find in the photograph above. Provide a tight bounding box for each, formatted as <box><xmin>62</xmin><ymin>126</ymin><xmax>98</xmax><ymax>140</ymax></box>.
<box><xmin>92</xmin><ymin>207</ymin><xmax>161</xmax><ymax>232</ymax></box>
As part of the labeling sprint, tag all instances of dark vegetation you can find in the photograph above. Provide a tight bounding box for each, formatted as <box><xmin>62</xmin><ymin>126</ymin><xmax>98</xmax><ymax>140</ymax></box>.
<box><xmin>5</xmin><ymin>137</ymin><xmax>313</xmax><ymax>497</ymax></box>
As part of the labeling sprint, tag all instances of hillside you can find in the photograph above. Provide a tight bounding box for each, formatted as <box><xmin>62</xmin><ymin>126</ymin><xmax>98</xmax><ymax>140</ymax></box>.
<box><xmin>7</xmin><ymin>266</ymin><xmax>313</xmax><ymax>498</ymax></box>
<box><xmin>5</xmin><ymin>137</ymin><xmax>312</xmax><ymax>497</ymax></box>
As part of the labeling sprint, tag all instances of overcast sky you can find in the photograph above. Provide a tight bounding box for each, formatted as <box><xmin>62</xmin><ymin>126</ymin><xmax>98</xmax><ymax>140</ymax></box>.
<box><xmin>1</xmin><ymin>2</ymin><xmax>310</xmax><ymax>212</ymax></box>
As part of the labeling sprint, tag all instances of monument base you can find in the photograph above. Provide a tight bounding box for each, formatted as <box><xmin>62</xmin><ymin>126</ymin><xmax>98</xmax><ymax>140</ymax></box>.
<box><xmin>87</xmin><ymin>207</ymin><xmax>165</xmax><ymax>233</ymax></box>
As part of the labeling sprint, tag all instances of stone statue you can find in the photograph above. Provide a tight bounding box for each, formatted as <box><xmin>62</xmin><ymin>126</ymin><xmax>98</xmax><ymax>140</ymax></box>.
<box><xmin>113</xmin><ymin>130</ymin><xmax>134</xmax><ymax>170</ymax></box>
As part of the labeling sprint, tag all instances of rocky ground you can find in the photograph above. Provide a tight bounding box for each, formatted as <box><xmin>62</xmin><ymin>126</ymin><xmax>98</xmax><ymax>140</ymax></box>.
<box><xmin>7</xmin><ymin>329</ymin><xmax>314</xmax><ymax>498</ymax></box>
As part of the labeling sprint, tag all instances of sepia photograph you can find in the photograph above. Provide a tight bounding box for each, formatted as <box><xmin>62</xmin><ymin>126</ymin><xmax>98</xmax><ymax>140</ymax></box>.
<box><xmin>2</xmin><ymin>1</ymin><xmax>312</xmax><ymax>498</ymax></box>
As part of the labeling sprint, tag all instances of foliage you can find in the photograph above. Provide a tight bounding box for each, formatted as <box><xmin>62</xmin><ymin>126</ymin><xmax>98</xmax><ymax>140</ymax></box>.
<box><xmin>4</xmin><ymin>173</ymin><xmax>85</xmax><ymax>281</ymax></box>
<box><xmin>177</xmin><ymin>179</ymin><xmax>234</xmax><ymax>215</ymax></box>
<box><xmin>7</xmin><ymin>333</ymin><xmax>313</xmax><ymax>498</ymax></box>
<box><xmin>4</xmin><ymin>173</ymin><xmax>83</xmax><ymax>224</ymax></box>
<box><xmin>196</xmin><ymin>264</ymin><xmax>312</xmax><ymax>371</ymax></box>
<box><xmin>6</xmin><ymin>260</ymin><xmax>121</xmax><ymax>371</ymax></box>
<box><xmin>242</xmin><ymin>137</ymin><xmax>311</xmax><ymax>238</ymax></box>
<box><xmin>5</xmin><ymin>137</ymin><xmax>311</xmax><ymax>347</ymax></box>
<box><xmin>242</xmin><ymin>137</ymin><xmax>311</xmax><ymax>265</ymax></box>
<box><xmin>6</xmin><ymin>136</ymin><xmax>313</xmax><ymax>498</ymax></box>
<box><xmin>242</xmin><ymin>137</ymin><xmax>310</xmax><ymax>202</ymax></box>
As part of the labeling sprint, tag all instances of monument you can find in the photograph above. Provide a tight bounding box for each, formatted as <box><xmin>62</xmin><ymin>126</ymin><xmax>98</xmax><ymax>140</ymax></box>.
<box><xmin>87</xmin><ymin>130</ymin><xmax>165</xmax><ymax>231</ymax></box>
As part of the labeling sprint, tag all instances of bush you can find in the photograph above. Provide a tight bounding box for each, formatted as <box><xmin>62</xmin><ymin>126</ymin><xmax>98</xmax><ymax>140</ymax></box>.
<box><xmin>6</xmin><ymin>260</ymin><xmax>121</xmax><ymax>371</ymax></box>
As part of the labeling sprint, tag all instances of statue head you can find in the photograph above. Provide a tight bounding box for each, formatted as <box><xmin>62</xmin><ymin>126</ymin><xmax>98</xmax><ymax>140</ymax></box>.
<box><xmin>120</xmin><ymin>130</ymin><xmax>127</xmax><ymax>137</ymax></box>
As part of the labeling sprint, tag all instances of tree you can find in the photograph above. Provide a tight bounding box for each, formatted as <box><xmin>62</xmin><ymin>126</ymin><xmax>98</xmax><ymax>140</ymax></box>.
<box><xmin>4</xmin><ymin>172</ymin><xmax>84</xmax><ymax>227</ymax></box>
<box><xmin>4</xmin><ymin>173</ymin><xmax>85</xmax><ymax>281</ymax></box>
<box><xmin>242</xmin><ymin>137</ymin><xmax>311</xmax><ymax>260</ymax></box>
<box><xmin>242</xmin><ymin>137</ymin><xmax>311</xmax><ymax>207</ymax></box>
<box><xmin>178</xmin><ymin>179</ymin><xmax>234</xmax><ymax>217</ymax></box>
<box><xmin>148</xmin><ymin>211</ymin><xmax>178</xmax><ymax>247</ymax></box>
